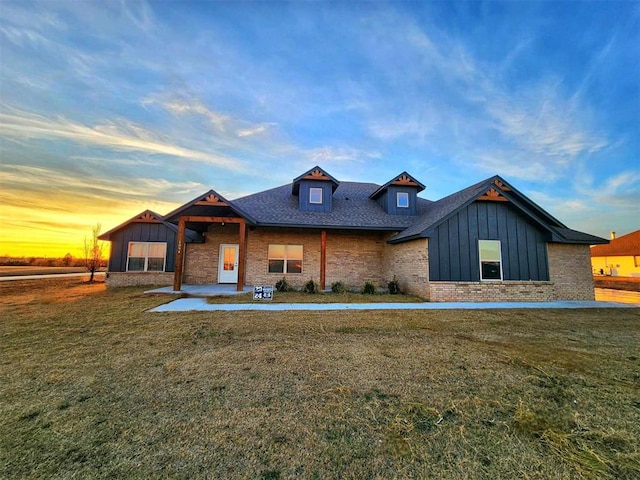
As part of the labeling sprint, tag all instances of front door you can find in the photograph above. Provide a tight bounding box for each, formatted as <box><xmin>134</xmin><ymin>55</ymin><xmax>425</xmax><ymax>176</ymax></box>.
<box><xmin>218</xmin><ymin>244</ymin><xmax>239</xmax><ymax>283</ymax></box>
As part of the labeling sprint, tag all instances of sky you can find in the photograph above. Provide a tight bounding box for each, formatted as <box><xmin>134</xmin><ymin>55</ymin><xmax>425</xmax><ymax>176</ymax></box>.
<box><xmin>1</xmin><ymin>0</ymin><xmax>638</xmax><ymax>258</ymax></box>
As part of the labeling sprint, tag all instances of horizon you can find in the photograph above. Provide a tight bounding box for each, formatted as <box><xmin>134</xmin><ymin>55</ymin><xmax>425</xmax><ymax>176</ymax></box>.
<box><xmin>1</xmin><ymin>1</ymin><xmax>638</xmax><ymax>257</ymax></box>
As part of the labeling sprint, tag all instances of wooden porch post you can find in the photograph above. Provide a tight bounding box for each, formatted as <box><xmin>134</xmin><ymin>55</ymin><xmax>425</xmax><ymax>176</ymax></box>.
<box><xmin>320</xmin><ymin>230</ymin><xmax>326</xmax><ymax>291</ymax></box>
<box><xmin>237</xmin><ymin>220</ymin><xmax>246</xmax><ymax>291</ymax></box>
<box><xmin>173</xmin><ymin>217</ymin><xmax>186</xmax><ymax>291</ymax></box>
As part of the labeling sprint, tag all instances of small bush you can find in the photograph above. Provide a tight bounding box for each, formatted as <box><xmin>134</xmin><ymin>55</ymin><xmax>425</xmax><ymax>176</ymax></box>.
<box><xmin>331</xmin><ymin>281</ymin><xmax>347</xmax><ymax>293</ymax></box>
<box><xmin>302</xmin><ymin>279</ymin><xmax>318</xmax><ymax>294</ymax></box>
<box><xmin>388</xmin><ymin>276</ymin><xmax>401</xmax><ymax>295</ymax></box>
<box><xmin>362</xmin><ymin>281</ymin><xmax>376</xmax><ymax>294</ymax></box>
<box><xmin>275</xmin><ymin>277</ymin><xmax>290</xmax><ymax>292</ymax></box>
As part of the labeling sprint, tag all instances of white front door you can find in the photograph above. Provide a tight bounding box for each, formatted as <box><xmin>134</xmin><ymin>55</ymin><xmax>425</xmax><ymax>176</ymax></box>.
<box><xmin>218</xmin><ymin>244</ymin><xmax>239</xmax><ymax>283</ymax></box>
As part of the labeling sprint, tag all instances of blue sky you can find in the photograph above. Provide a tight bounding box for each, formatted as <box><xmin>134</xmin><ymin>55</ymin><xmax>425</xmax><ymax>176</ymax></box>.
<box><xmin>1</xmin><ymin>0</ymin><xmax>638</xmax><ymax>256</ymax></box>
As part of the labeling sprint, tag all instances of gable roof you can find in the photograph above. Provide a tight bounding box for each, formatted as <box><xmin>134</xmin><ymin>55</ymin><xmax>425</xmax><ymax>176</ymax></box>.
<box><xmin>369</xmin><ymin>171</ymin><xmax>426</xmax><ymax>199</ymax></box>
<box><xmin>591</xmin><ymin>230</ymin><xmax>640</xmax><ymax>256</ymax></box>
<box><xmin>107</xmin><ymin>167</ymin><xmax>605</xmax><ymax>246</ymax></box>
<box><xmin>163</xmin><ymin>189</ymin><xmax>256</xmax><ymax>224</ymax></box>
<box><xmin>233</xmin><ymin>181</ymin><xmax>433</xmax><ymax>230</ymax></box>
<box><xmin>388</xmin><ymin>175</ymin><xmax>608</xmax><ymax>245</ymax></box>
<box><xmin>98</xmin><ymin>210</ymin><xmax>202</xmax><ymax>242</ymax></box>
<box><xmin>292</xmin><ymin>166</ymin><xmax>340</xmax><ymax>195</ymax></box>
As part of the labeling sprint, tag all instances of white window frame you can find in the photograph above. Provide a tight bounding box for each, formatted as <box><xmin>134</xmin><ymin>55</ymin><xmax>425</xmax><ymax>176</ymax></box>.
<box><xmin>268</xmin><ymin>244</ymin><xmax>303</xmax><ymax>274</ymax></box>
<box><xmin>397</xmin><ymin>192</ymin><xmax>409</xmax><ymax>208</ymax></box>
<box><xmin>478</xmin><ymin>240</ymin><xmax>503</xmax><ymax>281</ymax></box>
<box><xmin>309</xmin><ymin>187</ymin><xmax>323</xmax><ymax>204</ymax></box>
<box><xmin>126</xmin><ymin>242</ymin><xmax>167</xmax><ymax>272</ymax></box>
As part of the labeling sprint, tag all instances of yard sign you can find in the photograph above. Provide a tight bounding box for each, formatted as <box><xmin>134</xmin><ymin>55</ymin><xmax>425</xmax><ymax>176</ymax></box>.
<box><xmin>253</xmin><ymin>285</ymin><xmax>274</xmax><ymax>301</ymax></box>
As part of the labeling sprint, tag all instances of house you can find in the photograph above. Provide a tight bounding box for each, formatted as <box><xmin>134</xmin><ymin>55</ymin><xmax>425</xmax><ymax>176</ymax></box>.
<box><xmin>591</xmin><ymin>230</ymin><xmax>640</xmax><ymax>277</ymax></box>
<box><xmin>98</xmin><ymin>166</ymin><xmax>608</xmax><ymax>302</ymax></box>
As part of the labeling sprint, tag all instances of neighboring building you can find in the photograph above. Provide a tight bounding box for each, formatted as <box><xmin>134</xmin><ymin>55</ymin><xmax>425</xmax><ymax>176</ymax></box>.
<box><xmin>99</xmin><ymin>166</ymin><xmax>608</xmax><ymax>301</ymax></box>
<box><xmin>591</xmin><ymin>230</ymin><xmax>640</xmax><ymax>277</ymax></box>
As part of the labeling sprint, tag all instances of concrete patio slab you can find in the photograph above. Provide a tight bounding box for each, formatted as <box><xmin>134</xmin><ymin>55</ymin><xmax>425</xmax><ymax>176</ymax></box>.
<box><xmin>145</xmin><ymin>284</ymin><xmax>253</xmax><ymax>296</ymax></box>
<box><xmin>149</xmin><ymin>298</ymin><xmax>638</xmax><ymax>312</ymax></box>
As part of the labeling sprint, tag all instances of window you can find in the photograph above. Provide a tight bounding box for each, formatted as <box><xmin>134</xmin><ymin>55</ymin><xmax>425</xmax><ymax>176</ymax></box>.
<box><xmin>127</xmin><ymin>242</ymin><xmax>167</xmax><ymax>272</ymax></box>
<box><xmin>478</xmin><ymin>240</ymin><xmax>503</xmax><ymax>281</ymax></box>
<box><xmin>268</xmin><ymin>245</ymin><xmax>303</xmax><ymax>274</ymax></box>
<box><xmin>309</xmin><ymin>187</ymin><xmax>323</xmax><ymax>204</ymax></box>
<box><xmin>397</xmin><ymin>192</ymin><xmax>409</xmax><ymax>208</ymax></box>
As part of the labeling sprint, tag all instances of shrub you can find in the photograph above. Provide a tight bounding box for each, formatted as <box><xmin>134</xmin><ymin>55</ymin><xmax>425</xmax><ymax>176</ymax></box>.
<box><xmin>331</xmin><ymin>281</ymin><xmax>347</xmax><ymax>293</ymax></box>
<box><xmin>388</xmin><ymin>276</ymin><xmax>401</xmax><ymax>295</ymax></box>
<box><xmin>275</xmin><ymin>277</ymin><xmax>291</xmax><ymax>292</ymax></box>
<box><xmin>361</xmin><ymin>281</ymin><xmax>376</xmax><ymax>294</ymax></box>
<box><xmin>302</xmin><ymin>279</ymin><xmax>318</xmax><ymax>294</ymax></box>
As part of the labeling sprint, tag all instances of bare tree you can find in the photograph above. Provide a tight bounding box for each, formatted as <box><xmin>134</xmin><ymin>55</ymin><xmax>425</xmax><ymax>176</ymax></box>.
<box><xmin>83</xmin><ymin>223</ymin><xmax>104</xmax><ymax>282</ymax></box>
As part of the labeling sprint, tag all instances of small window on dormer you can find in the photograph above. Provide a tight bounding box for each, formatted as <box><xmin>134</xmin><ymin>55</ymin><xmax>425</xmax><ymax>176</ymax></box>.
<box><xmin>310</xmin><ymin>187</ymin><xmax>323</xmax><ymax>204</ymax></box>
<box><xmin>397</xmin><ymin>192</ymin><xmax>409</xmax><ymax>208</ymax></box>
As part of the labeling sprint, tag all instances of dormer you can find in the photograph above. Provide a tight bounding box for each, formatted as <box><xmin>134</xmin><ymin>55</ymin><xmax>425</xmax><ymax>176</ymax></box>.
<box><xmin>369</xmin><ymin>172</ymin><xmax>425</xmax><ymax>215</ymax></box>
<box><xmin>292</xmin><ymin>166</ymin><xmax>340</xmax><ymax>213</ymax></box>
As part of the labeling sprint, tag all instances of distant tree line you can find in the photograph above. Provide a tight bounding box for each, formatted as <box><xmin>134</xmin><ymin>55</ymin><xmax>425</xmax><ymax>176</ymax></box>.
<box><xmin>0</xmin><ymin>255</ymin><xmax>106</xmax><ymax>268</ymax></box>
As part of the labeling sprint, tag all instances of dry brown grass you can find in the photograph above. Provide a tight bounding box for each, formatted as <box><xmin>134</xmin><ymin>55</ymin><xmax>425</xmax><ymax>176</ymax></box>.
<box><xmin>1</xmin><ymin>279</ymin><xmax>639</xmax><ymax>479</ymax></box>
<box><xmin>206</xmin><ymin>291</ymin><xmax>425</xmax><ymax>304</ymax></box>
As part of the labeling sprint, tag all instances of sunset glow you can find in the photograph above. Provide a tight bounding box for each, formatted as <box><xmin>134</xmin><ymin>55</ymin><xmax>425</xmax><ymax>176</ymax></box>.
<box><xmin>1</xmin><ymin>1</ymin><xmax>638</xmax><ymax>258</ymax></box>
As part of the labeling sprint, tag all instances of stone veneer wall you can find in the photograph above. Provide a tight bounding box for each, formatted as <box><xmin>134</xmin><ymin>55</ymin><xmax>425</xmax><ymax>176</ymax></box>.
<box><xmin>383</xmin><ymin>238</ymin><xmax>430</xmax><ymax>299</ymax></box>
<box><xmin>106</xmin><ymin>272</ymin><xmax>173</xmax><ymax>287</ymax></box>
<box><xmin>547</xmin><ymin>243</ymin><xmax>595</xmax><ymax>300</ymax></box>
<box><xmin>429</xmin><ymin>281</ymin><xmax>554</xmax><ymax>302</ymax></box>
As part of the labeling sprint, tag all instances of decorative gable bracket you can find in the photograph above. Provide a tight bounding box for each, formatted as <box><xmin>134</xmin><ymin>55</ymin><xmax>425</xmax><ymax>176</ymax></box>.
<box><xmin>477</xmin><ymin>188</ymin><xmax>509</xmax><ymax>202</ymax></box>
<box><xmin>195</xmin><ymin>193</ymin><xmax>228</xmax><ymax>206</ymax></box>
<box><xmin>134</xmin><ymin>211</ymin><xmax>162</xmax><ymax>223</ymax></box>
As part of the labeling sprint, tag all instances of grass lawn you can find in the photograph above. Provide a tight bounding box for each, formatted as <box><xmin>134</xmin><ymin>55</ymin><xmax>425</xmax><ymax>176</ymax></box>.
<box><xmin>1</xmin><ymin>278</ymin><xmax>639</xmax><ymax>479</ymax></box>
<box><xmin>206</xmin><ymin>291</ymin><xmax>426</xmax><ymax>304</ymax></box>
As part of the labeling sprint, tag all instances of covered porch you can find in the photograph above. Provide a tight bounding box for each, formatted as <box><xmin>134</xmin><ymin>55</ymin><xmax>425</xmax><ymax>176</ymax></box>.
<box><xmin>164</xmin><ymin>190</ymin><xmax>256</xmax><ymax>293</ymax></box>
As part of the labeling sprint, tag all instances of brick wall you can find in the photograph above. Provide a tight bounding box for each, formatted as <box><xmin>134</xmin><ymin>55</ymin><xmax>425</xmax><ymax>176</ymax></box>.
<box><xmin>183</xmin><ymin>224</ymin><xmax>240</xmax><ymax>284</ymax></box>
<box><xmin>106</xmin><ymin>272</ymin><xmax>173</xmax><ymax>287</ymax></box>
<box><xmin>245</xmin><ymin>227</ymin><xmax>322</xmax><ymax>289</ymax></box>
<box><xmin>325</xmin><ymin>230</ymin><xmax>388</xmax><ymax>290</ymax></box>
<box><xmin>383</xmin><ymin>238</ymin><xmax>430</xmax><ymax>298</ymax></box>
<box><xmin>429</xmin><ymin>281</ymin><xmax>554</xmax><ymax>302</ymax></box>
<box><xmin>548</xmin><ymin>243</ymin><xmax>595</xmax><ymax>300</ymax></box>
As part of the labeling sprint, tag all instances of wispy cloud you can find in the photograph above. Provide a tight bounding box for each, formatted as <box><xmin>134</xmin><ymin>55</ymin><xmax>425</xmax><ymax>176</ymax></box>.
<box><xmin>237</xmin><ymin>123</ymin><xmax>275</xmax><ymax>137</ymax></box>
<box><xmin>0</xmin><ymin>107</ymin><xmax>243</xmax><ymax>169</ymax></box>
<box><xmin>0</xmin><ymin>164</ymin><xmax>205</xmax><ymax>202</ymax></box>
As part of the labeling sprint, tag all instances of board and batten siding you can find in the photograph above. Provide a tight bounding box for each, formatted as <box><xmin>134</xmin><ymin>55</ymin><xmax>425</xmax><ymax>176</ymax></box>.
<box><xmin>428</xmin><ymin>201</ymin><xmax>549</xmax><ymax>282</ymax></box>
<box><xmin>108</xmin><ymin>223</ymin><xmax>177</xmax><ymax>272</ymax></box>
<box><xmin>297</xmin><ymin>180</ymin><xmax>333</xmax><ymax>213</ymax></box>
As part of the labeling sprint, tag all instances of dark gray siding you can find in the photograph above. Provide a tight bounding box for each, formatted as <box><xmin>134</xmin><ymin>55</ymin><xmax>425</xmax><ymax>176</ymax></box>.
<box><xmin>376</xmin><ymin>186</ymin><xmax>419</xmax><ymax>215</ymax></box>
<box><xmin>108</xmin><ymin>223</ymin><xmax>177</xmax><ymax>272</ymax></box>
<box><xmin>298</xmin><ymin>181</ymin><xmax>333</xmax><ymax>213</ymax></box>
<box><xmin>428</xmin><ymin>201</ymin><xmax>550</xmax><ymax>281</ymax></box>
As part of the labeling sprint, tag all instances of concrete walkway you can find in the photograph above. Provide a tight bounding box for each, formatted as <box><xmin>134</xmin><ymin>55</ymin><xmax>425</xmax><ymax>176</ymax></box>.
<box><xmin>149</xmin><ymin>298</ymin><xmax>638</xmax><ymax>312</ymax></box>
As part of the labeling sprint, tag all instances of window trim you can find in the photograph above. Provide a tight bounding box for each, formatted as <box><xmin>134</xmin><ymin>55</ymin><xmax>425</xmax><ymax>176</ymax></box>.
<box><xmin>268</xmin><ymin>244</ymin><xmax>303</xmax><ymax>274</ymax></box>
<box><xmin>126</xmin><ymin>241</ymin><xmax>167</xmax><ymax>272</ymax></box>
<box><xmin>478</xmin><ymin>240</ymin><xmax>503</xmax><ymax>282</ymax></box>
<box><xmin>396</xmin><ymin>192</ymin><xmax>409</xmax><ymax>208</ymax></box>
<box><xmin>309</xmin><ymin>187</ymin><xmax>323</xmax><ymax>205</ymax></box>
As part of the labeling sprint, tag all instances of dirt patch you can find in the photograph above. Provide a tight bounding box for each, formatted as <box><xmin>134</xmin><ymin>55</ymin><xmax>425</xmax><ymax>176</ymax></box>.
<box><xmin>594</xmin><ymin>276</ymin><xmax>640</xmax><ymax>292</ymax></box>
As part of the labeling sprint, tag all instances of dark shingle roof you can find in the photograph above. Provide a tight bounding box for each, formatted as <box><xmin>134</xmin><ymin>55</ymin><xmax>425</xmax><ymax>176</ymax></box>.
<box><xmin>233</xmin><ymin>181</ymin><xmax>433</xmax><ymax>230</ymax></box>
<box><xmin>388</xmin><ymin>177</ymin><xmax>493</xmax><ymax>243</ymax></box>
<box><xmin>98</xmin><ymin>210</ymin><xmax>202</xmax><ymax>243</ymax></box>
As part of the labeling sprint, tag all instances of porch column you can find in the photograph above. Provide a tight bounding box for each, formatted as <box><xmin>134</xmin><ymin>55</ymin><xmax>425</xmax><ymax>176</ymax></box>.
<box><xmin>320</xmin><ymin>230</ymin><xmax>326</xmax><ymax>290</ymax></box>
<box><xmin>173</xmin><ymin>217</ymin><xmax>186</xmax><ymax>291</ymax></box>
<box><xmin>237</xmin><ymin>220</ymin><xmax>246</xmax><ymax>291</ymax></box>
